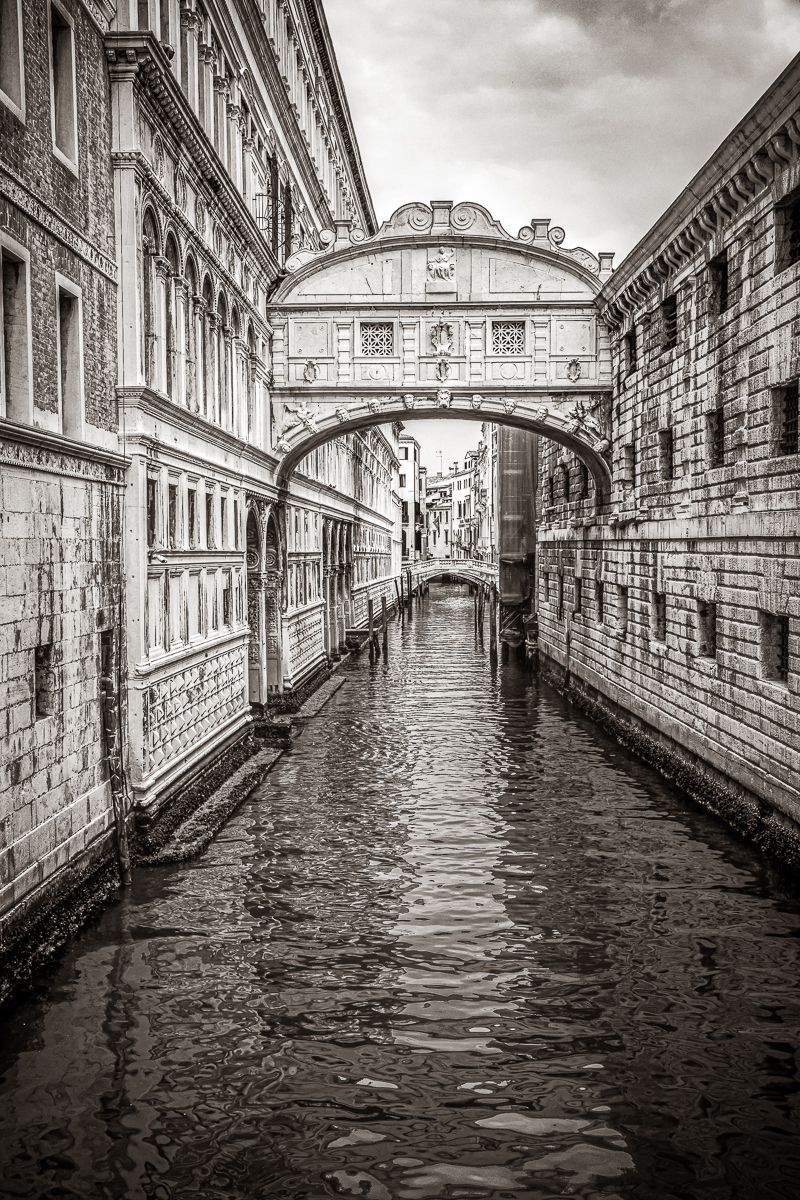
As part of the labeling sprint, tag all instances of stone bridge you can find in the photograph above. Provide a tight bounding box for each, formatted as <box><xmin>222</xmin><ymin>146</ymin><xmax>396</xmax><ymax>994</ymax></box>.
<box><xmin>409</xmin><ymin>558</ymin><xmax>499</xmax><ymax>591</ymax></box>
<box><xmin>267</xmin><ymin>201</ymin><xmax>615</xmax><ymax>499</ymax></box>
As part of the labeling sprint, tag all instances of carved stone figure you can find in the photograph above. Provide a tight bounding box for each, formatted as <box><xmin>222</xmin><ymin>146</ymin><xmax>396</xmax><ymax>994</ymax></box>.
<box><xmin>436</xmin><ymin>390</ymin><xmax>451</xmax><ymax>408</ymax></box>
<box><xmin>402</xmin><ymin>394</ymin><xmax>417</xmax><ymax>410</ymax></box>
<box><xmin>471</xmin><ymin>394</ymin><xmax>483</xmax><ymax>409</ymax></box>
<box><xmin>427</xmin><ymin>247</ymin><xmax>455</xmax><ymax>281</ymax></box>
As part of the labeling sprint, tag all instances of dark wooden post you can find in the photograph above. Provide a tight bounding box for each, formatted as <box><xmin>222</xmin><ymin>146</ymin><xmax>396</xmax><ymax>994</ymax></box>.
<box><xmin>382</xmin><ymin>594</ymin><xmax>388</xmax><ymax>657</ymax></box>
<box><xmin>368</xmin><ymin>596</ymin><xmax>375</xmax><ymax>661</ymax></box>
<box><xmin>490</xmin><ymin>584</ymin><xmax>498</xmax><ymax>665</ymax></box>
<box><xmin>407</xmin><ymin>568</ymin><xmax>413</xmax><ymax>622</ymax></box>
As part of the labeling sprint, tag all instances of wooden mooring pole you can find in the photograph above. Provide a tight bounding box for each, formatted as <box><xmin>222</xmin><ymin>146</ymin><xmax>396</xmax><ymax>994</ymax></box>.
<box><xmin>368</xmin><ymin>596</ymin><xmax>375</xmax><ymax>661</ymax></box>
<box><xmin>407</xmin><ymin>568</ymin><xmax>413</xmax><ymax>621</ymax></box>
<box><xmin>382</xmin><ymin>594</ymin><xmax>388</xmax><ymax>656</ymax></box>
<box><xmin>489</xmin><ymin>585</ymin><xmax>498</xmax><ymax>665</ymax></box>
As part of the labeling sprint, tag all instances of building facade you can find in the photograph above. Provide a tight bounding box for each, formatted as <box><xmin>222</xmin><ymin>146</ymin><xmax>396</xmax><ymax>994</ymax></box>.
<box><xmin>0</xmin><ymin>0</ymin><xmax>128</xmax><ymax>932</ymax></box>
<box><xmin>536</xmin><ymin>56</ymin><xmax>800</xmax><ymax>861</ymax></box>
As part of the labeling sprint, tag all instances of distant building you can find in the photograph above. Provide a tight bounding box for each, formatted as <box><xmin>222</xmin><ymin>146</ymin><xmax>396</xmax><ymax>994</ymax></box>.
<box><xmin>398</xmin><ymin>433</ymin><xmax>421</xmax><ymax>559</ymax></box>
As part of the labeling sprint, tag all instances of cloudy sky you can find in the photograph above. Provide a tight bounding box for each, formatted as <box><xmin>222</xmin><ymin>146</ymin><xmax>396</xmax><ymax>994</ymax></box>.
<box><xmin>324</xmin><ymin>0</ymin><xmax>800</xmax><ymax>469</ymax></box>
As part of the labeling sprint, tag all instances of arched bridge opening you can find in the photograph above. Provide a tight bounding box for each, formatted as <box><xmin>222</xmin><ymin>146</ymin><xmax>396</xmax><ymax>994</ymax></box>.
<box><xmin>267</xmin><ymin>200</ymin><xmax>614</xmax><ymax>503</ymax></box>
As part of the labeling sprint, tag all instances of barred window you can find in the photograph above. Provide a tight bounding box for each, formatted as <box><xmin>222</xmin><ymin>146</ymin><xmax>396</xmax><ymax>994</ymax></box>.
<box><xmin>361</xmin><ymin>322</ymin><xmax>393</xmax><ymax>356</ymax></box>
<box><xmin>706</xmin><ymin>407</ymin><xmax>725</xmax><ymax>468</ymax></box>
<box><xmin>761</xmin><ymin>611</ymin><xmax>790</xmax><ymax>682</ymax></box>
<box><xmin>624</xmin><ymin>327</ymin><xmax>638</xmax><ymax>374</ymax></box>
<box><xmin>775</xmin><ymin>380</ymin><xmax>799</xmax><ymax>456</ymax></box>
<box><xmin>658</xmin><ymin>428</ymin><xmax>674</xmax><ymax>481</ymax></box>
<box><xmin>697</xmin><ymin>600</ymin><xmax>717</xmax><ymax>658</ymax></box>
<box><xmin>573</xmin><ymin>462</ymin><xmax>590</xmax><ymax>501</ymax></box>
<box><xmin>776</xmin><ymin>188</ymin><xmax>800</xmax><ymax>274</ymax></box>
<box><xmin>492</xmin><ymin>320</ymin><xmax>525</xmax><ymax>355</ymax></box>
<box><xmin>710</xmin><ymin>249</ymin><xmax>730</xmax><ymax>315</ymax></box>
<box><xmin>661</xmin><ymin>295</ymin><xmax>678</xmax><ymax>351</ymax></box>
<box><xmin>653</xmin><ymin>592</ymin><xmax>667</xmax><ymax>641</ymax></box>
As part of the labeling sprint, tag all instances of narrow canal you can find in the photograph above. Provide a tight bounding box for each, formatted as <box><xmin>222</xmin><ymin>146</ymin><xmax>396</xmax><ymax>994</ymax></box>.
<box><xmin>2</xmin><ymin>583</ymin><xmax>800</xmax><ymax>1199</ymax></box>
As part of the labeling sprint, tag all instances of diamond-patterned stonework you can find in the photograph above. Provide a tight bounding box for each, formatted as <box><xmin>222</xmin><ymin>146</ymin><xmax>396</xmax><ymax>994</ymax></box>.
<box><xmin>143</xmin><ymin>646</ymin><xmax>247</xmax><ymax>773</ymax></box>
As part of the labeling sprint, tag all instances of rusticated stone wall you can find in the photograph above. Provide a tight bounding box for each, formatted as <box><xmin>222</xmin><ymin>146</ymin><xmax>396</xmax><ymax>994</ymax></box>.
<box><xmin>536</xmin><ymin>60</ymin><xmax>800</xmax><ymax>859</ymax></box>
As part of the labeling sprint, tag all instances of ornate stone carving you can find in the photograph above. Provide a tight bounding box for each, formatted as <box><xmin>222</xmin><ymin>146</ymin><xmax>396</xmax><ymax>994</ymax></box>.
<box><xmin>566</xmin><ymin>358</ymin><xmax>582</xmax><ymax>382</ymax></box>
<box><xmin>368</xmin><ymin>399</ymin><xmax>382</xmax><ymax>414</ymax></box>
<box><xmin>427</xmin><ymin>246</ymin><xmax>455</xmax><ymax>282</ymax></box>
<box><xmin>303</xmin><ymin>360</ymin><xmax>318</xmax><ymax>383</ymax></box>
<box><xmin>471</xmin><ymin>394</ymin><xmax>483</xmax><ymax>409</ymax></box>
<box><xmin>436</xmin><ymin>389</ymin><xmax>451</xmax><ymax>408</ymax></box>
<box><xmin>276</xmin><ymin>437</ymin><xmax>292</xmax><ymax>453</ymax></box>
<box><xmin>430</xmin><ymin>317</ymin><xmax>454</xmax><ymax>357</ymax></box>
<box><xmin>296</xmin><ymin>402</ymin><xmax>317</xmax><ymax>432</ymax></box>
<box><xmin>335</xmin><ymin>407</ymin><xmax>349</xmax><ymax>422</ymax></box>
<box><xmin>402</xmin><ymin>394</ymin><xmax>417</xmax><ymax>410</ymax></box>
<box><xmin>175</xmin><ymin>169</ymin><xmax>187</xmax><ymax>212</ymax></box>
<box><xmin>502</xmin><ymin>398</ymin><xmax>517</xmax><ymax>415</ymax></box>
<box><xmin>534</xmin><ymin>404</ymin><xmax>550</xmax><ymax>421</ymax></box>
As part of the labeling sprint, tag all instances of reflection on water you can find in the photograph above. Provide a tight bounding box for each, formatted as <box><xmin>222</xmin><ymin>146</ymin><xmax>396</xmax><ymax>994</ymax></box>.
<box><xmin>1</xmin><ymin>583</ymin><xmax>800</xmax><ymax>1199</ymax></box>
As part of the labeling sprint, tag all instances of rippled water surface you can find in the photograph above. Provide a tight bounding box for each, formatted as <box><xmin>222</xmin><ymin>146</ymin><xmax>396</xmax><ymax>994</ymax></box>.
<box><xmin>2</xmin><ymin>583</ymin><xmax>800</xmax><ymax>1199</ymax></box>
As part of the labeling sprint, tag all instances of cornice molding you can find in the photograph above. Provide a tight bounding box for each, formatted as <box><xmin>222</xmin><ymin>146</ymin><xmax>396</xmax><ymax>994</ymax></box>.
<box><xmin>0</xmin><ymin>418</ymin><xmax>129</xmax><ymax>480</ymax></box>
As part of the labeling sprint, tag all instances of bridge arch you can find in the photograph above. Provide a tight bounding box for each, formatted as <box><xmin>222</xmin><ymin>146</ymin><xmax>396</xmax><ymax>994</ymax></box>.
<box><xmin>267</xmin><ymin>200</ymin><xmax>615</xmax><ymax>497</ymax></box>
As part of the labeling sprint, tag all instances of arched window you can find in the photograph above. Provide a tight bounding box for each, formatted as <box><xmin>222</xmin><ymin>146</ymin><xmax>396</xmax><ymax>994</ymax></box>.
<box><xmin>185</xmin><ymin>258</ymin><xmax>198</xmax><ymax>411</ymax></box>
<box><xmin>217</xmin><ymin>291</ymin><xmax>229</xmax><ymax>428</ymax></box>
<box><xmin>201</xmin><ymin>276</ymin><xmax>214</xmax><ymax>418</ymax></box>
<box><xmin>164</xmin><ymin>234</ymin><xmax>180</xmax><ymax>401</ymax></box>
<box><xmin>141</xmin><ymin>210</ymin><xmax>159</xmax><ymax>388</ymax></box>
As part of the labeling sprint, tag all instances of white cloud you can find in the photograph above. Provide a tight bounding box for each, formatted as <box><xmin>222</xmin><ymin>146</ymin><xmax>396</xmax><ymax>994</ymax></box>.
<box><xmin>326</xmin><ymin>0</ymin><xmax>800</xmax><ymax>259</ymax></box>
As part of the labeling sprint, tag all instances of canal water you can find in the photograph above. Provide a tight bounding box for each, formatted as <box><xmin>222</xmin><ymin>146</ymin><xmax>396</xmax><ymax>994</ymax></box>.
<box><xmin>1</xmin><ymin>583</ymin><xmax>799</xmax><ymax>1200</ymax></box>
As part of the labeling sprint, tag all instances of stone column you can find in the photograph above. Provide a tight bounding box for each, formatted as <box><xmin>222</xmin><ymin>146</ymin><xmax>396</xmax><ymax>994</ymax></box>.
<box><xmin>172</xmin><ymin>273</ymin><xmax>188</xmax><ymax>407</ymax></box>
<box><xmin>191</xmin><ymin>294</ymin><xmax>205</xmax><ymax>413</ymax></box>
<box><xmin>206</xmin><ymin>309</ymin><xmax>219</xmax><ymax>424</ymax></box>
<box><xmin>153</xmin><ymin>255</ymin><xmax>171</xmax><ymax>394</ymax></box>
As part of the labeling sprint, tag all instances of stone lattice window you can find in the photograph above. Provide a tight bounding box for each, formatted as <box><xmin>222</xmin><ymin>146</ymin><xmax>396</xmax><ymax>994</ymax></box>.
<box><xmin>659</xmin><ymin>428</ymin><xmax>674</xmax><ymax>480</ymax></box>
<box><xmin>775</xmin><ymin>380</ymin><xmax>799</xmax><ymax>456</ymax></box>
<box><xmin>660</xmin><ymin>295</ymin><xmax>678</xmax><ymax>351</ymax></box>
<box><xmin>653</xmin><ymin>592</ymin><xmax>667</xmax><ymax>641</ymax></box>
<box><xmin>492</xmin><ymin>320</ymin><xmax>525</xmax><ymax>355</ymax></box>
<box><xmin>361</xmin><ymin>322</ymin><xmax>393</xmax><ymax>356</ymax></box>
<box><xmin>706</xmin><ymin>407</ymin><xmax>725</xmax><ymax>468</ymax></box>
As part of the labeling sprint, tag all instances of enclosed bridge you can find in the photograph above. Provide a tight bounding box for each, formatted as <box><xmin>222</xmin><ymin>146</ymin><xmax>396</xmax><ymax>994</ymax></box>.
<box><xmin>267</xmin><ymin>199</ymin><xmax>614</xmax><ymax>641</ymax></box>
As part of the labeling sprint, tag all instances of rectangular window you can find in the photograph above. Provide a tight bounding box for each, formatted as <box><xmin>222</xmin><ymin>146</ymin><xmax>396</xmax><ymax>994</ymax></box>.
<box><xmin>617</xmin><ymin>585</ymin><xmax>629</xmax><ymax>636</ymax></box>
<box><xmin>34</xmin><ymin>643</ymin><xmax>54</xmax><ymax>719</ymax></box>
<box><xmin>168</xmin><ymin>482</ymin><xmax>178</xmax><ymax>549</ymax></box>
<box><xmin>653</xmin><ymin>592</ymin><xmax>667</xmax><ymax>642</ymax></box>
<box><xmin>188</xmin><ymin>572</ymin><xmax>201</xmax><ymax>638</ymax></box>
<box><xmin>222</xmin><ymin>571</ymin><xmax>231</xmax><ymax>626</ymax></box>
<box><xmin>658</xmin><ymin>428</ymin><xmax>674</xmax><ymax>481</ymax></box>
<box><xmin>492</xmin><ymin>320</ymin><xmax>525</xmax><ymax>355</ymax></box>
<box><xmin>205</xmin><ymin>492</ymin><xmax>214</xmax><ymax>549</ymax></box>
<box><xmin>233</xmin><ymin>499</ymin><xmax>239</xmax><ymax>549</ymax></box>
<box><xmin>706</xmin><ymin>406</ymin><xmax>725</xmax><ymax>468</ymax></box>
<box><xmin>546</xmin><ymin>475</ymin><xmax>554</xmax><ymax>506</ymax></box>
<box><xmin>574</xmin><ymin>575</ymin><xmax>582</xmax><ymax>615</ymax></box>
<box><xmin>49</xmin><ymin>0</ymin><xmax>77</xmax><ymax>169</ymax></box>
<box><xmin>361</xmin><ymin>321</ymin><xmax>393</xmax><ymax>356</ymax></box>
<box><xmin>146</xmin><ymin>476</ymin><xmax>158</xmax><ymax>548</ymax></box>
<box><xmin>556</xmin><ymin>574</ymin><xmax>564</xmax><ymax>621</ymax></box>
<box><xmin>403</xmin><ymin>447</ymin><xmax>408</xmax><ymax>460</ymax></box>
<box><xmin>220</xmin><ymin>494</ymin><xmax>227</xmax><ymax>549</ymax></box>
<box><xmin>57</xmin><ymin>283</ymin><xmax>82</xmax><ymax>437</ymax></box>
<box><xmin>623</xmin><ymin>442</ymin><xmax>636</xmax><ymax>488</ymax></box>
<box><xmin>775</xmin><ymin>188</ymin><xmax>800</xmax><ymax>274</ymax></box>
<box><xmin>0</xmin><ymin>247</ymin><xmax>30</xmax><ymax>422</ymax></box>
<box><xmin>773</xmin><ymin>381</ymin><xmax>799</xmax><ymax>457</ymax></box>
<box><xmin>188</xmin><ymin>486</ymin><xmax>197</xmax><ymax>548</ymax></box>
<box><xmin>624</xmin><ymin>326</ymin><xmax>637</xmax><ymax>375</ymax></box>
<box><xmin>208</xmin><ymin>570</ymin><xmax>218</xmax><ymax>629</ymax></box>
<box><xmin>661</xmin><ymin>295</ymin><xmax>678</xmax><ymax>351</ymax></box>
<box><xmin>399</xmin><ymin>473</ymin><xmax>406</xmax><ymax>487</ymax></box>
<box><xmin>595</xmin><ymin>578</ymin><xmax>604</xmax><ymax>623</ymax></box>
<box><xmin>760</xmin><ymin>611</ymin><xmax>790</xmax><ymax>682</ymax></box>
<box><xmin>0</xmin><ymin>0</ymin><xmax>24</xmax><ymax>118</ymax></box>
<box><xmin>402</xmin><ymin>500</ymin><xmax>409</xmax><ymax>523</ymax></box>
<box><xmin>710</xmin><ymin>248</ymin><xmax>730</xmax><ymax>315</ymax></box>
<box><xmin>697</xmin><ymin>600</ymin><xmax>717</xmax><ymax>658</ymax></box>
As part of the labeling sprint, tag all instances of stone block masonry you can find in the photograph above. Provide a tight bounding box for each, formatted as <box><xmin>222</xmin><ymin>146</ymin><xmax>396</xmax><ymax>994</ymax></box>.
<box><xmin>536</xmin><ymin>57</ymin><xmax>800</xmax><ymax>865</ymax></box>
